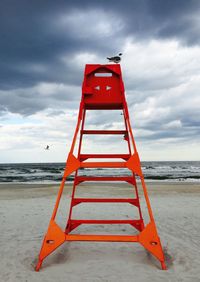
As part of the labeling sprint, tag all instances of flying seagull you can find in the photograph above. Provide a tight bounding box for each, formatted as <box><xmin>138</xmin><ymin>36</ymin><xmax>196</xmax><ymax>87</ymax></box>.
<box><xmin>45</xmin><ymin>145</ymin><xmax>50</xmax><ymax>150</ymax></box>
<box><xmin>107</xmin><ymin>53</ymin><xmax>122</xmax><ymax>63</ymax></box>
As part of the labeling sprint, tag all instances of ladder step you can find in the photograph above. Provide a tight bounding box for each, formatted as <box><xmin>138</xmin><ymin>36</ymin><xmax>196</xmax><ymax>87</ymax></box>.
<box><xmin>75</xmin><ymin>176</ymin><xmax>135</xmax><ymax>185</ymax></box>
<box><xmin>70</xmin><ymin>219</ymin><xmax>142</xmax><ymax>225</ymax></box>
<box><xmin>80</xmin><ymin>154</ymin><xmax>130</xmax><ymax>161</ymax></box>
<box><xmin>81</xmin><ymin>130</ymin><xmax>127</xmax><ymax>135</ymax></box>
<box><xmin>66</xmin><ymin>234</ymin><xmax>138</xmax><ymax>242</ymax></box>
<box><xmin>72</xmin><ymin>198</ymin><xmax>139</xmax><ymax>206</ymax></box>
<box><xmin>81</xmin><ymin>162</ymin><xmax>126</xmax><ymax>168</ymax></box>
<box><xmin>68</xmin><ymin>219</ymin><xmax>143</xmax><ymax>232</ymax></box>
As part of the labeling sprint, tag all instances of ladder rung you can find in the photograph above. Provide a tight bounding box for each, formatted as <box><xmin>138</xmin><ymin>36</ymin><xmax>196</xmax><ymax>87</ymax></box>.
<box><xmin>68</xmin><ymin>219</ymin><xmax>143</xmax><ymax>233</ymax></box>
<box><xmin>75</xmin><ymin>176</ymin><xmax>135</xmax><ymax>185</ymax></box>
<box><xmin>79</xmin><ymin>154</ymin><xmax>130</xmax><ymax>161</ymax></box>
<box><xmin>81</xmin><ymin>130</ymin><xmax>127</xmax><ymax>135</ymax></box>
<box><xmin>72</xmin><ymin>198</ymin><xmax>139</xmax><ymax>206</ymax></box>
<box><xmin>66</xmin><ymin>234</ymin><xmax>138</xmax><ymax>242</ymax></box>
<box><xmin>81</xmin><ymin>162</ymin><xmax>126</xmax><ymax>168</ymax></box>
<box><xmin>70</xmin><ymin>219</ymin><xmax>141</xmax><ymax>225</ymax></box>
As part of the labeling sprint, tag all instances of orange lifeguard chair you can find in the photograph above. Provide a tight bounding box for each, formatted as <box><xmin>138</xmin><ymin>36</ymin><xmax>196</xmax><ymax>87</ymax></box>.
<box><xmin>35</xmin><ymin>64</ymin><xmax>166</xmax><ymax>271</ymax></box>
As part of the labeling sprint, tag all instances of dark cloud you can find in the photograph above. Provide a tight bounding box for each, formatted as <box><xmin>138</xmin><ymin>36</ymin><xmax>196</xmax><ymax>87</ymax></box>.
<box><xmin>0</xmin><ymin>82</ymin><xmax>80</xmax><ymax>115</ymax></box>
<box><xmin>0</xmin><ymin>0</ymin><xmax>200</xmax><ymax>90</ymax></box>
<box><xmin>0</xmin><ymin>0</ymin><xmax>200</xmax><ymax>149</ymax></box>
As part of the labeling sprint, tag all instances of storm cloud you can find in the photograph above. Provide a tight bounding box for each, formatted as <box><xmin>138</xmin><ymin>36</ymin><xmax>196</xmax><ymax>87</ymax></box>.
<box><xmin>1</xmin><ymin>0</ymin><xmax>200</xmax><ymax>90</ymax></box>
<box><xmin>0</xmin><ymin>0</ymin><xmax>200</xmax><ymax>162</ymax></box>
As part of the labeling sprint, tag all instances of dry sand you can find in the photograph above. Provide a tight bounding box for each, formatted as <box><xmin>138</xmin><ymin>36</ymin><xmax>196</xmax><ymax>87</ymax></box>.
<box><xmin>0</xmin><ymin>182</ymin><xmax>200</xmax><ymax>282</ymax></box>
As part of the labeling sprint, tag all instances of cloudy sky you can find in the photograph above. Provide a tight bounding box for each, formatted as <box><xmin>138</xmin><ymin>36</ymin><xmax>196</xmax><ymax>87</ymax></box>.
<box><xmin>0</xmin><ymin>0</ymin><xmax>200</xmax><ymax>163</ymax></box>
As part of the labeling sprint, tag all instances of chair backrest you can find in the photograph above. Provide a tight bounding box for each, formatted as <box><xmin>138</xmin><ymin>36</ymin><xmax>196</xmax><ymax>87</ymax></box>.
<box><xmin>82</xmin><ymin>64</ymin><xmax>124</xmax><ymax>109</ymax></box>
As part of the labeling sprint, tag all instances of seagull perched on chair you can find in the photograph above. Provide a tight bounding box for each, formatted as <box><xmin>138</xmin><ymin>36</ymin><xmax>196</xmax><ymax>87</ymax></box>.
<box><xmin>107</xmin><ymin>53</ymin><xmax>122</xmax><ymax>63</ymax></box>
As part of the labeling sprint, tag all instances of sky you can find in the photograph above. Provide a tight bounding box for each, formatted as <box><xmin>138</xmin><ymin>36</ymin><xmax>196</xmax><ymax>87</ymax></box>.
<box><xmin>0</xmin><ymin>0</ymin><xmax>200</xmax><ymax>163</ymax></box>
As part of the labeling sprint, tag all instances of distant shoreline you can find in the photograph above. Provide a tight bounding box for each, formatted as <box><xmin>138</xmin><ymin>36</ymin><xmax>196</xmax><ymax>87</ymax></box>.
<box><xmin>0</xmin><ymin>161</ymin><xmax>199</xmax><ymax>183</ymax></box>
<box><xmin>0</xmin><ymin>180</ymin><xmax>200</xmax><ymax>186</ymax></box>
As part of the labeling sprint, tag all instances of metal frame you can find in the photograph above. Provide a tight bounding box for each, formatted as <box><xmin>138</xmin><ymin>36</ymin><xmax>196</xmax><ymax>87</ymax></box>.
<box><xmin>35</xmin><ymin>64</ymin><xmax>166</xmax><ymax>271</ymax></box>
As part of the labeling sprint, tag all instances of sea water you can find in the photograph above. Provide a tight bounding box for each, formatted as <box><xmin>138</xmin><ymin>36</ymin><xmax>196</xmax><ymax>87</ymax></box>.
<box><xmin>0</xmin><ymin>161</ymin><xmax>199</xmax><ymax>184</ymax></box>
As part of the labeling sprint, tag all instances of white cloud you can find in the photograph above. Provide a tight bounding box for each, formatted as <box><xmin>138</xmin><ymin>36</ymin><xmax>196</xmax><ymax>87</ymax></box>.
<box><xmin>122</xmin><ymin>39</ymin><xmax>200</xmax><ymax>90</ymax></box>
<box><xmin>62</xmin><ymin>52</ymin><xmax>101</xmax><ymax>69</ymax></box>
<box><xmin>164</xmin><ymin>120</ymin><xmax>182</xmax><ymax>129</ymax></box>
<box><xmin>1</xmin><ymin>38</ymin><xmax>200</xmax><ymax>162</ymax></box>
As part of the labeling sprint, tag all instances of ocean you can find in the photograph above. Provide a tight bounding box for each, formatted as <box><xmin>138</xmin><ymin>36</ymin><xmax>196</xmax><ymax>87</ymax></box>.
<box><xmin>0</xmin><ymin>161</ymin><xmax>199</xmax><ymax>184</ymax></box>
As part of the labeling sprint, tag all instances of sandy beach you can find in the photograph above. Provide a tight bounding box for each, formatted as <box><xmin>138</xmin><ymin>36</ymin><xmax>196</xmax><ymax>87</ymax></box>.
<box><xmin>0</xmin><ymin>182</ymin><xmax>200</xmax><ymax>282</ymax></box>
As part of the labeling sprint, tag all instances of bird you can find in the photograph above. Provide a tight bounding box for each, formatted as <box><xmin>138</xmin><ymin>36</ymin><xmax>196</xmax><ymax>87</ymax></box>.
<box><xmin>45</xmin><ymin>145</ymin><xmax>50</xmax><ymax>150</ymax></box>
<box><xmin>107</xmin><ymin>53</ymin><xmax>122</xmax><ymax>63</ymax></box>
